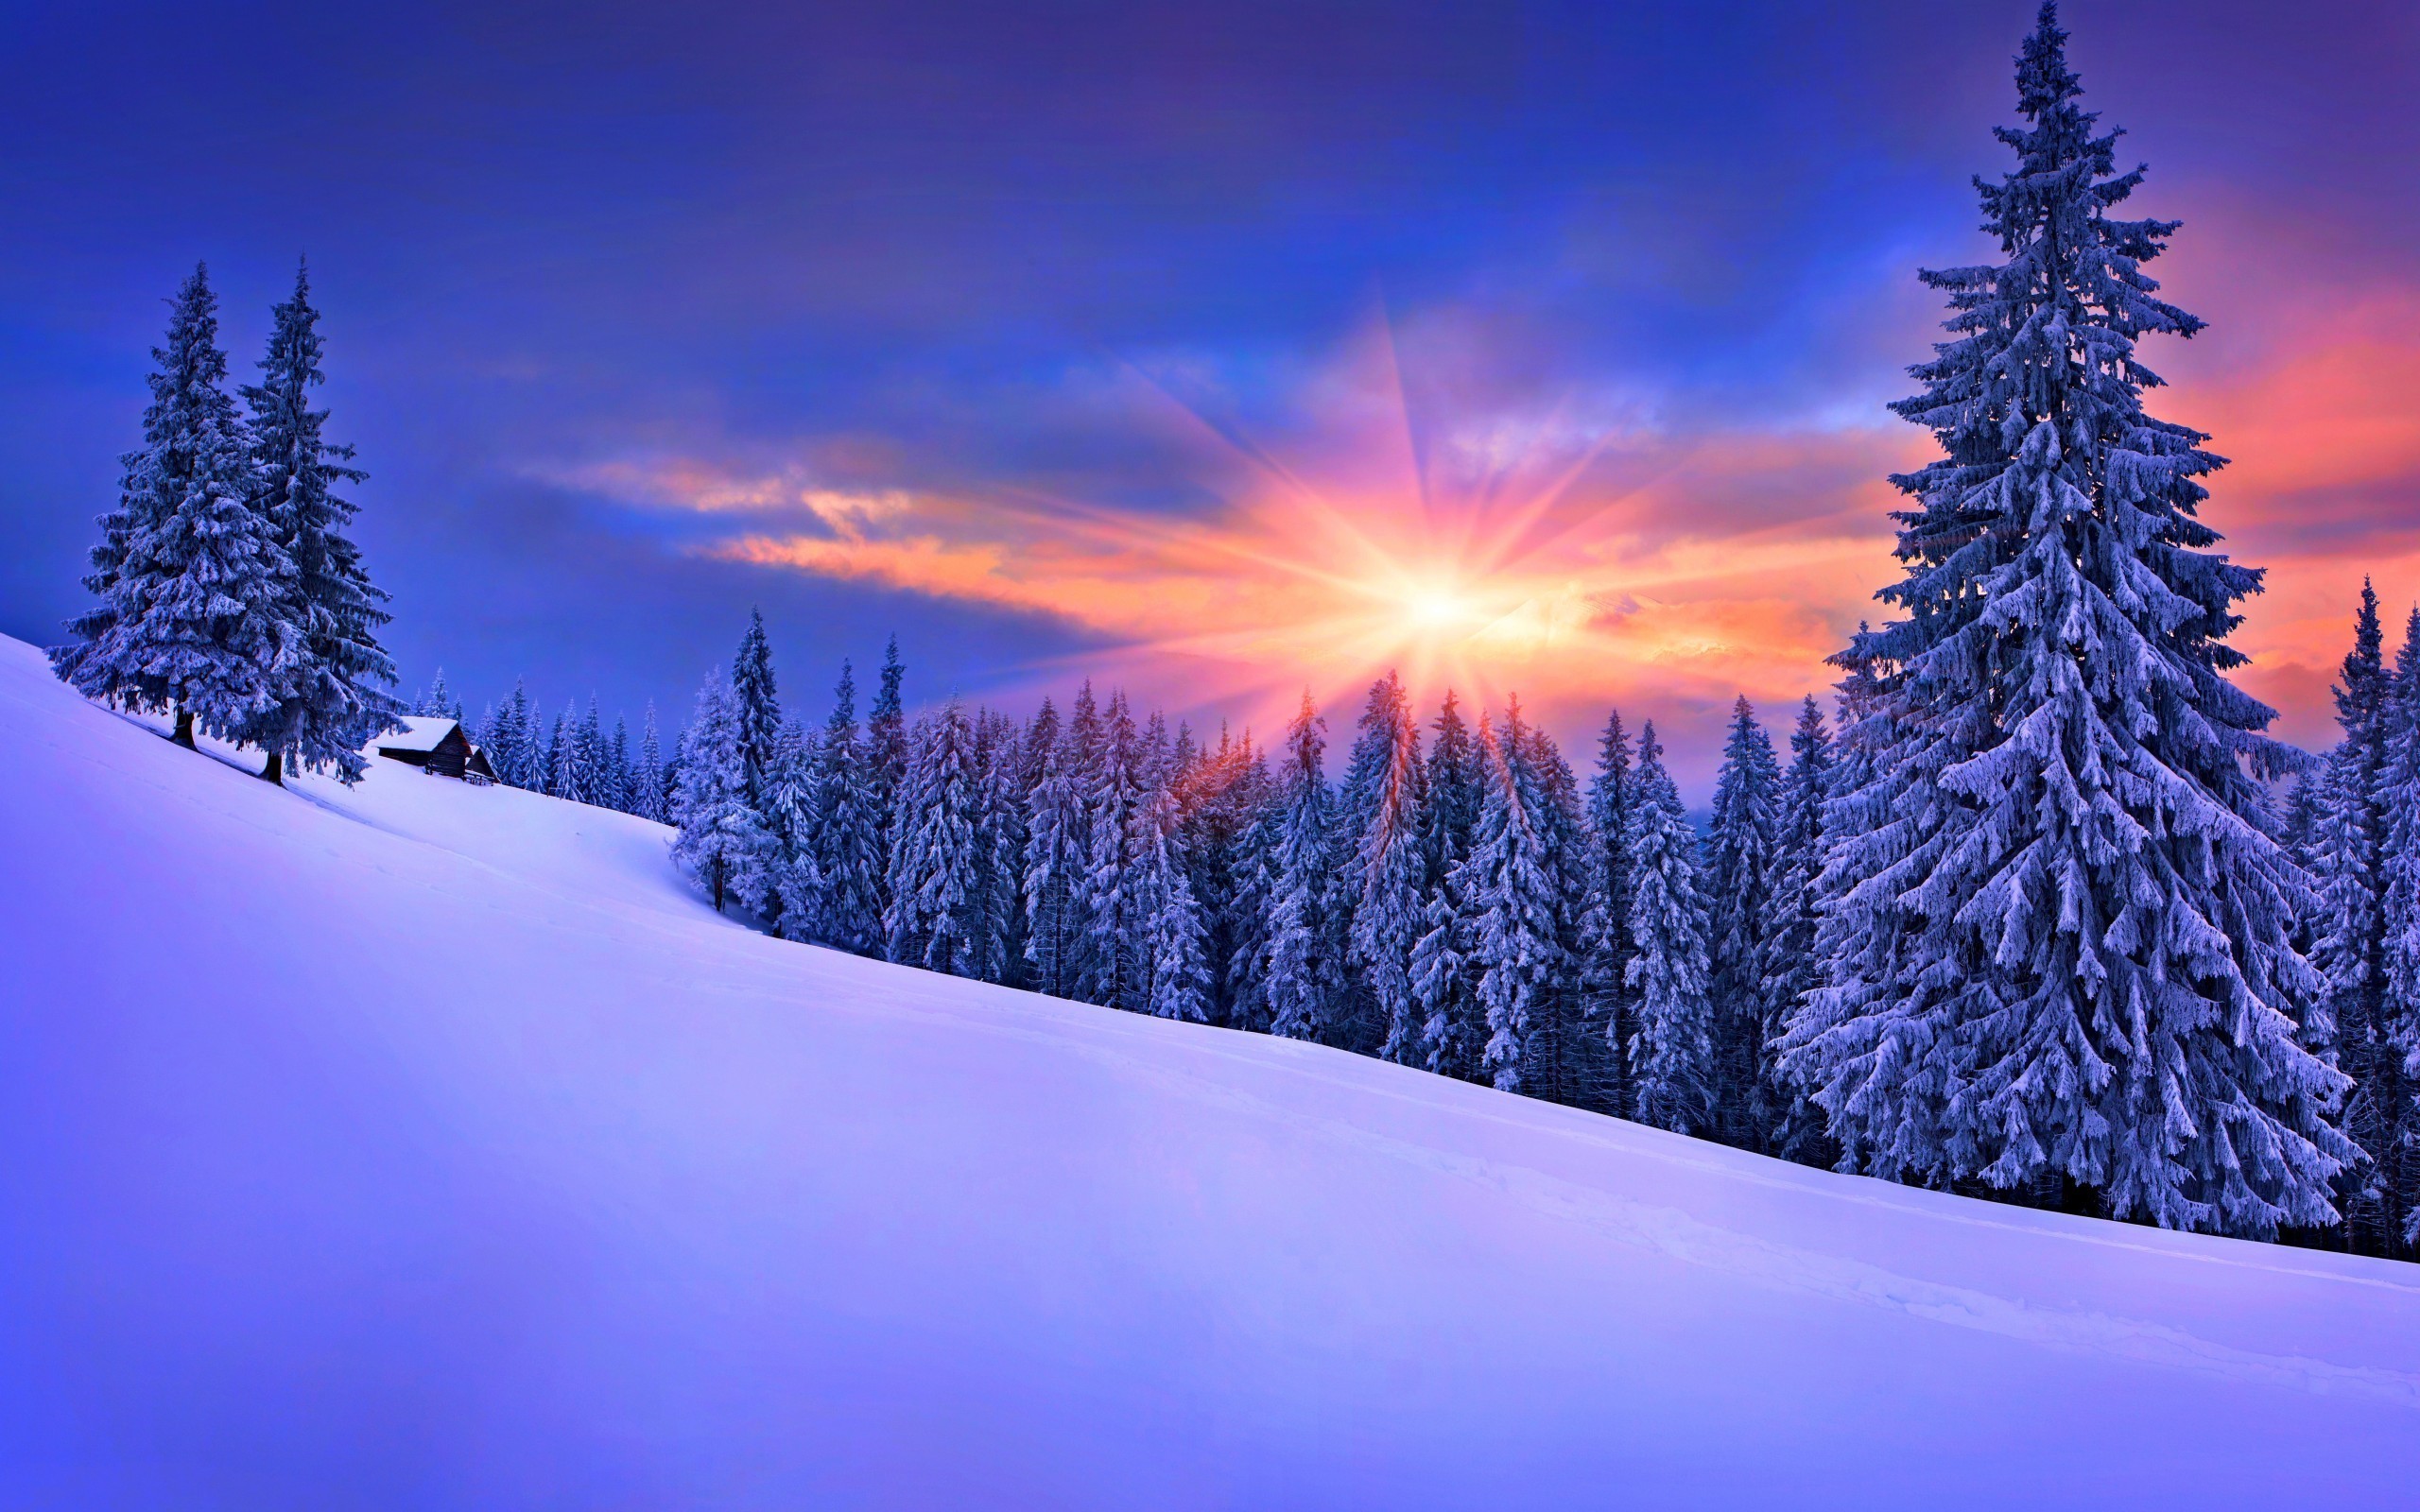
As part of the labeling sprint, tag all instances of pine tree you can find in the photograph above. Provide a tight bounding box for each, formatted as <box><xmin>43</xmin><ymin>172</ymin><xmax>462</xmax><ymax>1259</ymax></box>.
<box><xmin>731</xmin><ymin>609</ymin><xmax>782</xmax><ymax>805</ymax></box>
<box><xmin>417</xmin><ymin>671</ymin><xmax>462</xmax><ymax>720</ymax></box>
<box><xmin>1024</xmin><ymin>684</ymin><xmax>1099</xmax><ymax>998</ymax></box>
<box><xmin>237</xmin><ymin>259</ymin><xmax>398</xmax><ymax>783</ymax></box>
<box><xmin>1705</xmin><ymin>696</ymin><xmax>1781</xmax><ymax>1148</ymax></box>
<box><xmin>1345</xmin><ymin>673</ymin><xmax>1430</xmax><ymax>1062</ymax></box>
<box><xmin>868</xmin><ymin>635</ymin><xmax>908</xmax><ymax>903</ymax></box>
<box><xmin>2369</xmin><ymin>608</ymin><xmax>2420</xmax><ymax>1251</ymax></box>
<box><xmin>53</xmin><ymin>263</ymin><xmax>291</xmax><ymax>750</ymax></box>
<box><xmin>608</xmin><ymin>715</ymin><xmax>634</xmax><ymax>812</ymax></box>
<box><xmin>1789</xmin><ymin>5</ymin><xmax>2350</xmax><ymax>1236</ymax></box>
<box><xmin>966</xmin><ymin>710</ymin><xmax>1029</xmax><ymax>985</ymax></box>
<box><xmin>1264</xmin><ymin>692</ymin><xmax>1340</xmax><ymax>1042</ymax></box>
<box><xmin>764</xmin><ymin>719</ymin><xmax>821</xmax><ymax>939</ymax></box>
<box><xmin>1522</xmin><ymin>718</ymin><xmax>1608</xmax><ymax>1110</ymax></box>
<box><xmin>672</xmin><ymin>668</ymin><xmax>770</xmax><ymax>914</ymax></box>
<box><xmin>634</xmin><ymin>701</ymin><xmax>666</xmax><ymax>821</ymax></box>
<box><xmin>1221</xmin><ymin>747</ymin><xmax>1281</xmax><ymax>1033</ymax></box>
<box><xmin>807</xmin><ymin>661</ymin><xmax>887</xmax><ymax>954</ymax></box>
<box><xmin>1627</xmin><ymin>721</ymin><xmax>1716</xmax><ymax>1133</ymax></box>
<box><xmin>885</xmin><ymin>699</ymin><xmax>982</xmax><ymax>974</ymax></box>
<box><xmin>550</xmin><ymin>699</ymin><xmax>593</xmax><ymax>803</ymax></box>
<box><xmin>1582</xmin><ymin>709</ymin><xmax>1638</xmax><ymax>1114</ymax></box>
<box><xmin>1175</xmin><ymin>724</ymin><xmax>1262</xmax><ymax>1026</ymax></box>
<box><xmin>1760</xmin><ymin>696</ymin><xmax>1836</xmax><ymax>1163</ymax></box>
<box><xmin>1456</xmin><ymin>700</ymin><xmax>1565</xmax><ymax>1093</ymax></box>
<box><xmin>1078</xmin><ymin>692</ymin><xmax>1149</xmax><ymax>1008</ymax></box>
<box><xmin>1136</xmin><ymin>748</ymin><xmax>1211</xmax><ymax>1022</ymax></box>
<box><xmin>1412</xmin><ymin>693</ymin><xmax>1485</xmax><ymax>1079</ymax></box>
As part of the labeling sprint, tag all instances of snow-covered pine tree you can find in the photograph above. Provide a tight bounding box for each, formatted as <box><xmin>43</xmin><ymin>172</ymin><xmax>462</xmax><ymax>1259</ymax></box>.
<box><xmin>1759</xmin><ymin>696</ymin><xmax>1836</xmax><ymax>1163</ymax></box>
<box><xmin>806</xmin><ymin>661</ymin><xmax>886</xmax><ymax>955</ymax></box>
<box><xmin>581</xmin><ymin>697</ymin><xmax>609</xmax><ymax>803</ymax></box>
<box><xmin>1411</xmin><ymin>693</ymin><xmax>1485</xmax><ymax>1079</ymax></box>
<box><xmin>418</xmin><ymin>672</ymin><xmax>462</xmax><ymax>720</ymax></box>
<box><xmin>494</xmin><ymin>680</ymin><xmax>536</xmax><ymax>788</ymax></box>
<box><xmin>634</xmin><ymin>701</ymin><xmax>666</xmax><ymax>821</ymax></box>
<box><xmin>536</xmin><ymin>708</ymin><xmax>565</xmax><ymax>797</ymax></box>
<box><xmin>2309</xmin><ymin>582</ymin><xmax>2389</xmax><ymax>1071</ymax></box>
<box><xmin>1453</xmin><ymin>700</ymin><xmax>1564</xmax><ymax>1093</ymax></box>
<box><xmin>1627</xmin><ymin>721</ymin><xmax>1716</xmax><ymax>1133</ymax></box>
<box><xmin>1582</xmin><ymin>709</ymin><xmax>1638</xmax><ymax>1114</ymax></box>
<box><xmin>1264</xmin><ymin>692</ymin><xmax>1341</xmax><ymax>1042</ymax></box>
<box><xmin>53</xmin><ymin>264</ymin><xmax>291</xmax><ymax>751</ymax></box>
<box><xmin>1135</xmin><ymin>744</ymin><xmax>1211</xmax><ymax>1022</ymax></box>
<box><xmin>548</xmin><ymin>699</ymin><xmax>589</xmax><ymax>803</ymax></box>
<box><xmin>671</xmin><ymin>668</ymin><xmax>770</xmax><ymax>915</ymax></box>
<box><xmin>731</xmin><ymin>609</ymin><xmax>782</xmax><ymax>803</ymax></box>
<box><xmin>963</xmin><ymin>709</ymin><xmax>1028</xmax><ymax>985</ymax></box>
<box><xmin>2367</xmin><ymin>607</ymin><xmax>2420</xmax><ymax>1253</ymax></box>
<box><xmin>1345</xmin><ymin>673</ymin><xmax>1430</xmax><ymax>1063</ymax></box>
<box><xmin>765</xmin><ymin>718</ymin><xmax>822</xmax><ymax>940</ymax></box>
<box><xmin>1220</xmin><ymin>745</ymin><xmax>1281</xmax><ymax>1033</ymax></box>
<box><xmin>237</xmin><ymin>259</ymin><xmax>398</xmax><ymax>783</ymax></box>
<box><xmin>1523</xmin><ymin>718</ymin><xmax>1608</xmax><ymax>1109</ymax></box>
<box><xmin>2307</xmin><ymin>585</ymin><xmax>2398</xmax><ymax>1247</ymax></box>
<box><xmin>885</xmin><ymin>699</ymin><xmax>982</xmax><ymax>975</ymax></box>
<box><xmin>1704</xmin><ymin>696</ymin><xmax>1781</xmax><ymax>1149</ymax></box>
<box><xmin>1078</xmin><ymin>692</ymin><xmax>1148</xmax><ymax>1008</ymax></box>
<box><xmin>868</xmin><ymin>636</ymin><xmax>908</xmax><ymax>900</ymax></box>
<box><xmin>1172</xmin><ymin>725</ymin><xmax>1253</xmax><ymax>1025</ymax></box>
<box><xmin>1023</xmin><ymin>683</ymin><xmax>1099</xmax><ymax>998</ymax></box>
<box><xmin>608</xmin><ymin>715</ymin><xmax>634</xmax><ymax>812</ymax></box>
<box><xmin>1789</xmin><ymin>5</ymin><xmax>2350</xmax><ymax>1237</ymax></box>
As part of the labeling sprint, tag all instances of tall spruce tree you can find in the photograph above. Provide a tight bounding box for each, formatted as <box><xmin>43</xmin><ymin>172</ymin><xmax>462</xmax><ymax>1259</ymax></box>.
<box><xmin>1078</xmin><ymin>693</ymin><xmax>1149</xmax><ymax>1008</ymax></box>
<box><xmin>1024</xmin><ymin>683</ymin><xmax>1100</xmax><ymax>998</ymax></box>
<box><xmin>2367</xmin><ymin>607</ymin><xmax>2420</xmax><ymax>1251</ymax></box>
<box><xmin>1788</xmin><ymin>5</ymin><xmax>2350</xmax><ymax>1236</ymax></box>
<box><xmin>731</xmin><ymin>609</ymin><xmax>782</xmax><ymax>803</ymax></box>
<box><xmin>809</xmin><ymin>661</ymin><xmax>887</xmax><ymax>955</ymax></box>
<box><xmin>238</xmin><ymin>259</ymin><xmax>398</xmax><ymax>783</ymax></box>
<box><xmin>1627</xmin><ymin>721</ymin><xmax>1716</xmax><ymax>1134</ymax></box>
<box><xmin>1583</xmin><ymin>709</ymin><xmax>1639</xmax><ymax>1115</ymax></box>
<box><xmin>1413</xmin><ymin>693</ymin><xmax>1485</xmax><ymax>1079</ymax></box>
<box><xmin>635</xmin><ymin>701</ymin><xmax>666</xmax><ymax>821</ymax></box>
<box><xmin>1264</xmin><ymin>692</ymin><xmax>1341</xmax><ymax>1042</ymax></box>
<box><xmin>671</xmin><ymin>668</ymin><xmax>769</xmax><ymax>915</ymax></box>
<box><xmin>1460</xmin><ymin>700</ymin><xmax>1564</xmax><ymax>1093</ymax></box>
<box><xmin>1760</xmin><ymin>696</ymin><xmax>1836</xmax><ymax>1163</ymax></box>
<box><xmin>869</xmin><ymin>636</ymin><xmax>908</xmax><ymax>894</ymax></box>
<box><xmin>1705</xmin><ymin>697</ymin><xmax>1781</xmax><ymax>1147</ymax></box>
<box><xmin>1345</xmin><ymin>673</ymin><xmax>1430</xmax><ymax>1063</ymax></box>
<box><xmin>885</xmin><ymin>700</ymin><xmax>983</xmax><ymax>975</ymax></box>
<box><xmin>54</xmin><ymin>263</ymin><xmax>291</xmax><ymax>750</ymax></box>
<box><xmin>764</xmin><ymin>719</ymin><xmax>821</xmax><ymax>939</ymax></box>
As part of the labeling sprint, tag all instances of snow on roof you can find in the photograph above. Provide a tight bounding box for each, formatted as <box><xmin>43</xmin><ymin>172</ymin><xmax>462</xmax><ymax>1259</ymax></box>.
<box><xmin>371</xmin><ymin>714</ymin><xmax>466</xmax><ymax>755</ymax></box>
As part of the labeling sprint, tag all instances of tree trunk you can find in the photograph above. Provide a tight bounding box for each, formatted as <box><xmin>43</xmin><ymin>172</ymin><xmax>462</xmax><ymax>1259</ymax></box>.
<box><xmin>258</xmin><ymin>750</ymin><xmax>283</xmax><ymax>785</ymax></box>
<box><xmin>170</xmin><ymin>708</ymin><xmax>197</xmax><ymax>748</ymax></box>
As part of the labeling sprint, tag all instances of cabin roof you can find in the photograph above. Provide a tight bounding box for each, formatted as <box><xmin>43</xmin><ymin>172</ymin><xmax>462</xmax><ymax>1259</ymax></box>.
<box><xmin>372</xmin><ymin>715</ymin><xmax>468</xmax><ymax>755</ymax></box>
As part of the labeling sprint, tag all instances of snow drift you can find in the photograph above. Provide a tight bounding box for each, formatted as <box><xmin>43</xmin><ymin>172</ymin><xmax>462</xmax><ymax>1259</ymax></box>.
<box><xmin>2</xmin><ymin>631</ymin><xmax>2416</xmax><ymax>1509</ymax></box>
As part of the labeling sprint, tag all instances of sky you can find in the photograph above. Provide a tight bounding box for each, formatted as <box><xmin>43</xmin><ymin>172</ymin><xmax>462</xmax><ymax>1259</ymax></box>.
<box><xmin>1</xmin><ymin>0</ymin><xmax>2414</xmax><ymax>794</ymax></box>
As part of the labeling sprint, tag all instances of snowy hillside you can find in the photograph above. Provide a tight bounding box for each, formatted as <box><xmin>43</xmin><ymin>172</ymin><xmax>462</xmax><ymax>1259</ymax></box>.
<box><xmin>3</xmin><ymin>630</ymin><xmax>2417</xmax><ymax>1509</ymax></box>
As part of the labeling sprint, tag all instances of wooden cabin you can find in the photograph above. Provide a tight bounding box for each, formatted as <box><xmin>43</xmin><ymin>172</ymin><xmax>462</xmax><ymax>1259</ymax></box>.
<box><xmin>372</xmin><ymin>715</ymin><xmax>496</xmax><ymax>781</ymax></box>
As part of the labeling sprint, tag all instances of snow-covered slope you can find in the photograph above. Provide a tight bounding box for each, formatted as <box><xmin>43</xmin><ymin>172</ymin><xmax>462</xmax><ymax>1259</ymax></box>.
<box><xmin>3</xmin><ymin>633</ymin><xmax>2416</xmax><ymax>1509</ymax></box>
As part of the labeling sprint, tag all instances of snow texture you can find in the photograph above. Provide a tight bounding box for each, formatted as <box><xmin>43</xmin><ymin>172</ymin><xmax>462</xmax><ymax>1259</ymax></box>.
<box><xmin>4</xmin><ymin>632</ymin><xmax>2418</xmax><ymax>1507</ymax></box>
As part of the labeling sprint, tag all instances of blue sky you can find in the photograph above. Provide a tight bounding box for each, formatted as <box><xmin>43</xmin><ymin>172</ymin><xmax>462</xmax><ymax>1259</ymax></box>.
<box><xmin>3</xmin><ymin>1</ymin><xmax>2414</xmax><ymax>788</ymax></box>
